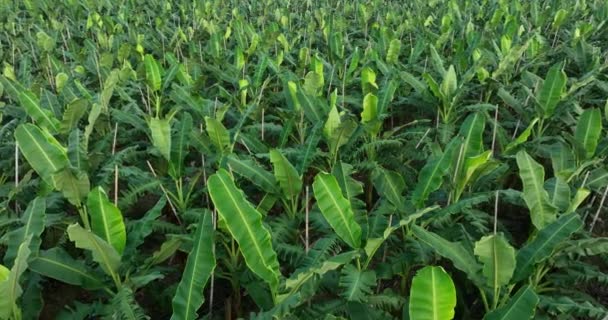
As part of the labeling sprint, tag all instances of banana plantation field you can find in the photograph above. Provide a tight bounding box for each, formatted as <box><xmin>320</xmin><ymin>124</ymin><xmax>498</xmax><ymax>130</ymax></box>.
<box><xmin>1</xmin><ymin>0</ymin><xmax>608</xmax><ymax>319</ymax></box>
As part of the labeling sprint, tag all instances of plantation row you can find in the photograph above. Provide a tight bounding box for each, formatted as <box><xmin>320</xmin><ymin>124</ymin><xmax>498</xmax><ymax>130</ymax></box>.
<box><xmin>0</xmin><ymin>0</ymin><xmax>607</xmax><ymax>319</ymax></box>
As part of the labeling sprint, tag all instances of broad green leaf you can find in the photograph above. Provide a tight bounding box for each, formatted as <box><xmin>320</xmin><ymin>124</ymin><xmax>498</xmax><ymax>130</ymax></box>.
<box><xmin>87</xmin><ymin>187</ymin><xmax>127</xmax><ymax>255</ymax></box>
<box><xmin>550</xmin><ymin>142</ymin><xmax>576</xmax><ymax>179</ymax></box>
<box><xmin>361</xmin><ymin>93</ymin><xmax>380</xmax><ymax>135</ymax></box>
<box><xmin>15</xmin><ymin>123</ymin><xmax>69</xmax><ymax>187</ymax></box>
<box><xmin>409</xmin><ymin>266</ymin><xmax>456</xmax><ymax>320</ymax></box>
<box><xmin>372</xmin><ymin>167</ymin><xmax>405</xmax><ymax>209</ymax></box>
<box><xmin>303</xmin><ymin>71</ymin><xmax>323</xmax><ymax>96</ymax></box>
<box><xmin>313</xmin><ymin>172</ymin><xmax>362</xmax><ymax>248</ymax></box>
<box><xmin>504</xmin><ymin>118</ymin><xmax>539</xmax><ymax>154</ymax></box>
<box><xmin>339</xmin><ymin>264</ymin><xmax>376</xmax><ymax>302</ymax></box>
<box><xmin>483</xmin><ymin>286</ymin><xmax>538</xmax><ymax>320</ymax></box>
<box><xmin>207</xmin><ymin>169</ymin><xmax>280</xmax><ymax>293</ymax></box>
<box><xmin>332</xmin><ymin>161</ymin><xmax>365</xmax><ymax>211</ymax></box>
<box><xmin>296</xmin><ymin>89</ymin><xmax>325</xmax><ymax>124</ymax></box>
<box><xmin>412</xmin><ymin>139</ymin><xmax>460</xmax><ymax>208</ymax></box>
<box><xmin>474</xmin><ymin>234</ymin><xmax>516</xmax><ymax>289</ymax></box>
<box><xmin>55</xmin><ymin>72</ymin><xmax>68</xmax><ymax>92</ymax></box>
<box><xmin>377</xmin><ymin>79</ymin><xmax>398</xmax><ymax>115</ymax></box>
<box><xmin>329</xmin><ymin>119</ymin><xmax>357</xmax><ymax>157</ymax></box>
<box><xmin>4</xmin><ymin>197</ymin><xmax>46</xmax><ymax>266</ymax></box>
<box><xmin>0</xmin><ymin>236</ymin><xmax>32</xmax><ymax>320</ymax></box>
<box><xmin>544</xmin><ymin>177</ymin><xmax>570</xmax><ymax>212</ymax></box>
<box><xmin>66</xmin><ymin>224</ymin><xmax>121</xmax><ymax>280</ymax></box>
<box><xmin>324</xmin><ymin>103</ymin><xmax>341</xmax><ymax>139</ymax></box>
<box><xmin>29</xmin><ymin>248</ymin><xmax>103</xmax><ymax>289</ymax></box>
<box><xmin>269</xmin><ymin>149</ymin><xmax>302</xmax><ymax>199</ymax></box>
<box><xmin>227</xmin><ymin>155</ymin><xmax>278</xmax><ymax>193</ymax></box>
<box><xmin>565</xmin><ymin>188</ymin><xmax>590</xmax><ymax>213</ymax></box>
<box><xmin>19</xmin><ymin>90</ymin><xmax>60</xmax><ymax>133</ymax></box>
<box><xmin>144</xmin><ymin>54</ymin><xmax>162</xmax><ymax>91</ymax></box>
<box><xmin>458</xmin><ymin>112</ymin><xmax>485</xmax><ymax>157</ymax></box>
<box><xmin>574</xmin><ymin>108</ymin><xmax>602</xmax><ymax>160</ymax></box>
<box><xmin>364</xmin><ymin>207</ymin><xmax>437</xmax><ymax>266</ymax></box>
<box><xmin>280</xmin><ymin>251</ymin><xmax>357</xmax><ymax>303</ymax></box>
<box><xmin>512</xmin><ymin>213</ymin><xmax>582</xmax><ymax>282</ymax></box>
<box><xmin>169</xmin><ymin>113</ymin><xmax>193</xmax><ymax>178</ymax></box>
<box><xmin>412</xmin><ymin>225</ymin><xmax>483</xmax><ymax>286</ymax></box>
<box><xmin>67</xmin><ymin>129</ymin><xmax>88</xmax><ymax>172</ymax></box>
<box><xmin>205</xmin><ymin>116</ymin><xmax>230</xmax><ymax>154</ymax></box>
<box><xmin>0</xmin><ymin>265</ymin><xmax>8</xmax><ymax>282</ymax></box>
<box><xmin>60</xmin><ymin>98</ymin><xmax>88</xmax><ymax>133</ymax></box>
<box><xmin>149</xmin><ymin>117</ymin><xmax>172</xmax><ymax>162</ymax></box>
<box><xmin>516</xmin><ymin>150</ymin><xmax>557</xmax><ymax>230</ymax></box>
<box><xmin>361</xmin><ymin>67</ymin><xmax>378</xmax><ymax>95</ymax></box>
<box><xmin>148</xmin><ymin>238</ymin><xmax>182</xmax><ymax>266</ymax></box>
<box><xmin>537</xmin><ymin>63</ymin><xmax>567</xmax><ymax>118</ymax></box>
<box><xmin>386</xmin><ymin>39</ymin><xmax>401</xmax><ymax>64</ymax></box>
<box><xmin>54</xmin><ymin>168</ymin><xmax>90</xmax><ymax>207</ymax></box>
<box><xmin>440</xmin><ymin>65</ymin><xmax>458</xmax><ymax>101</ymax></box>
<box><xmin>171</xmin><ymin>213</ymin><xmax>216</xmax><ymax>320</ymax></box>
<box><xmin>454</xmin><ymin>151</ymin><xmax>492</xmax><ymax>200</ymax></box>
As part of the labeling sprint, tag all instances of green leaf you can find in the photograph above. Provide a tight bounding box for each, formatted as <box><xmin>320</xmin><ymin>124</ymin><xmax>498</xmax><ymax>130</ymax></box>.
<box><xmin>377</xmin><ymin>79</ymin><xmax>398</xmax><ymax>115</ymax></box>
<box><xmin>361</xmin><ymin>67</ymin><xmax>378</xmax><ymax>95</ymax></box>
<box><xmin>19</xmin><ymin>90</ymin><xmax>60</xmax><ymax>133</ymax></box>
<box><xmin>29</xmin><ymin>248</ymin><xmax>104</xmax><ymax>289</ymax></box>
<box><xmin>149</xmin><ymin>116</ymin><xmax>172</xmax><ymax>162</ymax></box>
<box><xmin>15</xmin><ymin>123</ymin><xmax>69</xmax><ymax>188</ymax></box>
<box><xmin>66</xmin><ymin>224</ymin><xmax>121</xmax><ymax>280</ymax></box>
<box><xmin>372</xmin><ymin>167</ymin><xmax>405</xmax><ymax>209</ymax></box>
<box><xmin>454</xmin><ymin>151</ymin><xmax>493</xmax><ymax>201</ymax></box>
<box><xmin>516</xmin><ymin>150</ymin><xmax>557</xmax><ymax>230</ymax></box>
<box><xmin>386</xmin><ymin>39</ymin><xmax>401</xmax><ymax>64</ymax></box>
<box><xmin>574</xmin><ymin>108</ymin><xmax>602</xmax><ymax>160</ymax></box>
<box><xmin>544</xmin><ymin>177</ymin><xmax>570</xmax><ymax>212</ymax></box>
<box><xmin>412</xmin><ymin>225</ymin><xmax>483</xmax><ymax>286</ymax></box>
<box><xmin>409</xmin><ymin>266</ymin><xmax>456</xmax><ymax>320</ymax></box>
<box><xmin>364</xmin><ymin>207</ymin><xmax>437</xmax><ymax>266</ymax></box>
<box><xmin>60</xmin><ymin>99</ymin><xmax>88</xmax><ymax>134</ymax></box>
<box><xmin>144</xmin><ymin>54</ymin><xmax>162</xmax><ymax>91</ymax></box>
<box><xmin>296</xmin><ymin>89</ymin><xmax>326</xmax><ymax>124</ymax></box>
<box><xmin>512</xmin><ymin>213</ymin><xmax>582</xmax><ymax>282</ymax></box>
<box><xmin>565</xmin><ymin>188</ymin><xmax>590</xmax><ymax>213</ymax></box>
<box><xmin>169</xmin><ymin>113</ymin><xmax>193</xmax><ymax>178</ymax></box>
<box><xmin>67</xmin><ymin>129</ymin><xmax>89</xmax><ymax>172</ymax></box>
<box><xmin>54</xmin><ymin>168</ymin><xmax>90</xmax><ymax>207</ymax></box>
<box><xmin>440</xmin><ymin>65</ymin><xmax>458</xmax><ymax>101</ymax></box>
<box><xmin>458</xmin><ymin>112</ymin><xmax>485</xmax><ymax>158</ymax></box>
<box><xmin>361</xmin><ymin>93</ymin><xmax>380</xmax><ymax>135</ymax></box>
<box><xmin>328</xmin><ymin>119</ymin><xmax>358</xmax><ymax>157</ymax></box>
<box><xmin>474</xmin><ymin>234</ymin><xmax>516</xmax><ymax>290</ymax></box>
<box><xmin>0</xmin><ymin>265</ymin><xmax>8</xmax><ymax>282</ymax></box>
<box><xmin>339</xmin><ymin>264</ymin><xmax>376</xmax><ymax>302</ymax></box>
<box><xmin>207</xmin><ymin>169</ymin><xmax>280</xmax><ymax>293</ymax></box>
<box><xmin>504</xmin><ymin>118</ymin><xmax>539</xmax><ymax>154</ymax></box>
<box><xmin>281</xmin><ymin>251</ymin><xmax>357</xmax><ymax>302</ymax></box>
<box><xmin>412</xmin><ymin>139</ymin><xmax>460</xmax><ymax>208</ymax></box>
<box><xmin>483</xmin><ymin>285</ymin><xmax>538</xmax><ymax>320</ymax></box>
<box><xmin>87</xmin><ymin>187</ymin><xmax>127</xmax><ymax>255</ymax></box>
<box><xmin>205</xmin><ymin>116</ymin><xmax>230</xmax><ymax>154</ymax></box>
<box><xmin>269</xmin><ymin>149</ymin><xmax>302</xmax><ymax>200</ymax></box>
<box><xmin>324</xmin><ymin>102</ymin><xmax>341</xmax><ymax>139</ymax></box>
<box><xmin>4</xmin><ymin>197</ymin><xmax>46</xmax><ymax>266</ymax></box>
<box><xmin>171</xmin><ymin>213</ymin><xmax>216</xmax><ymax>320</ymax></box>
<box><xmin>227</xmin><ymin>155</ymin><xmax>278</xmax><ymax>193</ymax></box>
<box><xmin>313</xmin><ymin>172</ymin><xmax>362</xmax><ymax>248</ymax></box>
<box><xmin>0</xmin><ymin>236</ymin><xmax>32</xmax><ymax>320</ymax></box>
<box><xmin>537</xmin><ymin>63</ymin><xmax>567</xmax><ymax>118</ymax></box>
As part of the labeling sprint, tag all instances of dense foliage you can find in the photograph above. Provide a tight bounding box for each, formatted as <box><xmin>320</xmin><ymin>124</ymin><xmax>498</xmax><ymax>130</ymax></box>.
<box><xmin>1</xmin><ymin>0</ymin><xmax>608</xmax><ymax>319</ymax></box>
